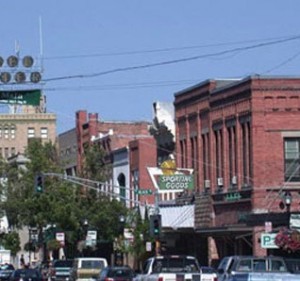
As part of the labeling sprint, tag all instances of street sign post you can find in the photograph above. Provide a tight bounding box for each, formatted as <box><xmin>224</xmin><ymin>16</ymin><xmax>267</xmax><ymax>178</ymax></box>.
<box><xmin>134</xmin><ymin>189</ymin><xmax>153</xmax><ymax>195</ymax></box>
<box><xmin>261</xmin><ymin>233</ymin><xmax>279</xmax><ymax>249</ymax></box>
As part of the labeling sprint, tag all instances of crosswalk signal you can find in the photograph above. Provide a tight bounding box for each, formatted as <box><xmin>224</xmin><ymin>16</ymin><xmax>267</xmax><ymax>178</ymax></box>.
<box><xmin>34</xmin><ymin>174</ymin><xmax>44</xmax><ymax>193</ymax></box>
<box><xmin>150</xmin><ymin>214</ymin><xmax>161</xmax><ymax>238</ymax></box>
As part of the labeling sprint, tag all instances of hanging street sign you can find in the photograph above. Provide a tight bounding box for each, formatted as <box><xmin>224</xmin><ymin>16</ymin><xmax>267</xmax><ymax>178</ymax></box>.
<box><xmin>86</xmin><ymin>230</ymin><xmax>97</xmax><ymax>246</ymax></box>
<box><xmin>0</xmin><ymin>89</ymin><xmax>41</xmax><ymax>105</ymax></box>
<box><xmin>134</xmin><ymin>189</ymin><xmax>153</xmax><ymax>195</ymax></box>
<box><xmin>261</xmin><ymin>233</ymin><xmax>279</xmax><ymax>249</ymax></box>
<box><xmin>158</xmin><ymin>175</ymin><xmax>194</xmax><ymax>190</ymax></box>
<box><xmin>56</xmin><ymin>232</ymin><xmax>65</xmax><ymax>247</ymax></box>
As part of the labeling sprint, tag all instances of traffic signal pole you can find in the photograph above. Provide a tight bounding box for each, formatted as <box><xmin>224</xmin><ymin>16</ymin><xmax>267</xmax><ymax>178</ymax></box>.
<box><xmin>154</xmin><ymin>190</ymin><xmax>161</xmax><ymax>256</ymax></box>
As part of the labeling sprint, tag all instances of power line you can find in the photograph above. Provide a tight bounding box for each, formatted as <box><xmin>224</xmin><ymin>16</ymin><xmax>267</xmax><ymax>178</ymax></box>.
<box><xmin>44</xmin><ymin>35</ymin><xmax>299</xmax><ymax>60</ymax></box>
<box><xmin>43</xmin><ymin>79</ymin><xmax>199</xmax><ymax>92</ymax></box>
<box><xmin>44</xmin><ymin>35</ymin><xmax>300</xmax><ymax>82</ymax></box>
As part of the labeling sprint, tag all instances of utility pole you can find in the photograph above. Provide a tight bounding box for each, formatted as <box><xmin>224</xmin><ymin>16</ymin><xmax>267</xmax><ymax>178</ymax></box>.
<box><xmin>154</xmin><ymin>190</ymin><xmax>161</xmax><ymax>256</ymax></box>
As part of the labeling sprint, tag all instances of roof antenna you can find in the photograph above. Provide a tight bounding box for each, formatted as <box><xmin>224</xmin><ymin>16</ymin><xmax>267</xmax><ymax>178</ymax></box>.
<box><xmin>39</xmin><ymin>16</ymin><xmax>44</xmax><ymax>71</ymax></box>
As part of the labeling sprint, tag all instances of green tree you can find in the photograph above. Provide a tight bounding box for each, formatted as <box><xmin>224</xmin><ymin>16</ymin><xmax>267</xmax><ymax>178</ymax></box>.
<box><xmin>0</xmin><ymin>139</ymin><xmax>128</xmax><ymax>259</ymax></box>
<box><xmin>1</xmin><ymin>231</ymin><xmax>21</xmax><ymax>256</ymax></box>
<box><xmin>82</xmin><ymin>143</ymin><xmax>112</xmax><ymax>182</ymax></box>
<box><xmin>126</xmin><ymin>207</ymin><xmax>152</xmax><ymax>269</ymax></box>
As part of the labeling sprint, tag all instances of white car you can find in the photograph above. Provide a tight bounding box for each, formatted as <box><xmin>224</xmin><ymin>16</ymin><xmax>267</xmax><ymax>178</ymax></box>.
<box><xmin>200</xmin><ymin>266</ymin><xmax>217</xmax><ymax>281</ymax></box>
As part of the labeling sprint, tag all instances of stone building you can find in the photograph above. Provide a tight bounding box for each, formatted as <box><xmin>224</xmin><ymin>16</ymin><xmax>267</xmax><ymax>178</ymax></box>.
<box><xmin>0</xmin><ymin>112</ymin><xmax>56</xmax><ymax>159</ymax></box>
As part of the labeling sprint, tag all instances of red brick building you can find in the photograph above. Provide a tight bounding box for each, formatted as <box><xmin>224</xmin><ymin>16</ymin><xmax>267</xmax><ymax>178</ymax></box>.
<box><xmin>76</xmin><ymin>110</ymin><xmax>152</xmax><ymax>171</ymax></box>
<box><xmin>75</xmin><ymin>110</ymin><xmax>158</xmax><ymax>207</ymax></box>
<box><xmin>174</xmin><ymin>76</ymin><xmax>300</xmax><ymax>264</ymax></box>
<box><xmin>129</xmin><ymin>138</ymin><xmax>157</xmax><ymax>206</ymax></box>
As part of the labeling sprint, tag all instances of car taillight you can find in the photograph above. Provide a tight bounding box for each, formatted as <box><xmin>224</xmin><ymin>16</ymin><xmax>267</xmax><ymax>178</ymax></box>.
<box><xmin>213</xmin><ymin>278</ymin><xmax>218</xmax><ymax>281</ymax></box>
<box><xmin>105</xmin><ymin>278</ymin><xmax>114</xmax><ymax>281</ymax></box>
<box><xmin>158</xmin><ymin>277</ymin><xmax>164</xmax><ymax>281</ymax></box>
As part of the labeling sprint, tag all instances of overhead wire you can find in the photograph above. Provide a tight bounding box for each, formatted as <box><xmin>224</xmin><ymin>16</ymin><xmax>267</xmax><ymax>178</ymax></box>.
<box><xmin>44</xmin><ymin>35</ymin><xmax>300</xmax><ymax>82</ymax></box>
<box><xmin>44</xmin><ymin>34</ymin><xmax>300</xmax><ymax>60</ymax></box>
<box><xmin>42</xmin><ymin>35</ymin><xmax>298</xmax><ymax>226</ymax></box>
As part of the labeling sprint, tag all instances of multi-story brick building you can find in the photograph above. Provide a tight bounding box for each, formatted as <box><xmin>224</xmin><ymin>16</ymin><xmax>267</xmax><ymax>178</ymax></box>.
<box><xmin>174</xmin><ymin>75</ymin><xmax>300</xmax><ymax>264</ymax></box>
<box><xmin>74</xmin><ymin>110</ymin><xmax>156</xmax><ymax>207</ymax></box>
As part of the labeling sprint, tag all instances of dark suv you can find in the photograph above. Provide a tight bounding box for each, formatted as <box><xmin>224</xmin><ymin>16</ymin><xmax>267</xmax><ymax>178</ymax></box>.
<box><xmin>49</xmin><ymin>260</ymin><xmax>73</xmax><ymax>281</ymax></box>
<box><xmin>96</xmin><ymin>266</ymin><xmax>135</xmax><ymax>281</ymax></box>
<box><xmin>0</xmin><ymin>264</ymin><xmax>14</xmax><ymax>281</ymax></box>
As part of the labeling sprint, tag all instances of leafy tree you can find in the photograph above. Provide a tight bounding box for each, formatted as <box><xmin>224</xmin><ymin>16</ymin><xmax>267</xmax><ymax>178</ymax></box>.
<box><xmin>81</xmin><ymin>143</ymin><xmax>112</xmax><ymax>182</ymax></box>
<box><xmin>126</xmin><ymin>207</ymin><xmax>152</xmax><ymax>269</ymax></box>
<box><xmin>0</xmin><ymin>139</ymin><xmax>128</xmax><ymax>259</ymax></box>
<box><xmin>1</xmin><ymin>231</ymin><xmax>21</xmax><ymax>256</ymax></box>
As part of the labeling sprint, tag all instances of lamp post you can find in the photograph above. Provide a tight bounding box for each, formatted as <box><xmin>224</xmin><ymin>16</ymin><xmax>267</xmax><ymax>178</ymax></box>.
<box><xmin>114</xmin><ymin>215</ymin><xmax>125</xmax><ymax>266</ymax></box>
<box><xmin>284</xmin><ymin>191</ymin><xmax>292</xmax><ymax>228</ymax></box>
<box><xmin>83</xmin><ymin>219</ymin><xmax>89</xmax><ymax>245</ymax></box>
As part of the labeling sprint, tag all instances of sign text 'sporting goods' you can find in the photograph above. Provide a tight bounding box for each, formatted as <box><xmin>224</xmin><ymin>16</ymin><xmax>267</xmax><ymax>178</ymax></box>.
<box><xmin>158</xmin><ymin>175</ymin><xmax>194</xmax><ymax>190</ymax></box>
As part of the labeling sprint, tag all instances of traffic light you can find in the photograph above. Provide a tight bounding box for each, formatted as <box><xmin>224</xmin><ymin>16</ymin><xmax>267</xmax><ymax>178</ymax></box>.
<box><xmin>34</xmin><ymin>174</ymin><xmax>44</xmax><ymax>193</ymax></box>
<box><xmin>150</xmin><ymin>214</ymin><xmax>161</xmax><ymax>238</ymax></box>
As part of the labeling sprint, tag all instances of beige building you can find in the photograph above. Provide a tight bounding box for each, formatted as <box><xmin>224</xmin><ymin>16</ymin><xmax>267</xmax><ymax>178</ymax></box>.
<box><xmin>0</xmin><ymin>112</ymin><xmax>56</xmax><ymax>159</ymax></box>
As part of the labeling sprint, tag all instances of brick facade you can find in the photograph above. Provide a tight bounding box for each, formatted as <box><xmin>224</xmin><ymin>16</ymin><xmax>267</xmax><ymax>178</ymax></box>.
<box><xmin>174</xmin><ymin>76</ymin><xmax>300</xmax><ymax>262</ymax></box>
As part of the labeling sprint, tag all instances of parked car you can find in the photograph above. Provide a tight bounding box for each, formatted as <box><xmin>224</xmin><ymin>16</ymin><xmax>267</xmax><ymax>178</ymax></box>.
<box><xmin>0</xmin><ymin>264</ymin><xmax>15</xmax><ymax>281</ymax></box>
<box><xmin>9</xmin><ymin>268</ymin><xmax>43</xmax><ymax>281</ymax></box>
<box><xmin>34</xmin><ymin>262</ymin><xmax>50</xmax><ymax>281</ymax></box>
<box><xmin>97</xmin><ymin>266</ymin><xmax>135</xmax><ymax>281</ymax></box>
<box><xmin>69</xmin><ymin>257</ymin><xmax>108</xmax><ymax>281</ymax></box>
<box><xmin>49</xmin><ymin>259</ymin><xmax>74</xmax><ymax>281</ymax></box>
<box><xmin>200</xmin><ymin>266</ymin><xmax>217</xmax><ymax>281</ymax></box>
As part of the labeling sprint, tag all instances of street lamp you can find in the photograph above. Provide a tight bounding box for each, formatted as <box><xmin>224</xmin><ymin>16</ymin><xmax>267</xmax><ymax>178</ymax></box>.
<box><xmin>284</xmin><ymin>191</ymin><xmax>292</xmax><ymax>228</ymax></box>
<box><xmin>114</xmin><ymin>215</ymin><xmax>125</xmax><ymax>266</ymax></box>
<box><xmin>83</xmin><ymin>219</ymin><xmax>89</xmax><ymax>239</ymax></box>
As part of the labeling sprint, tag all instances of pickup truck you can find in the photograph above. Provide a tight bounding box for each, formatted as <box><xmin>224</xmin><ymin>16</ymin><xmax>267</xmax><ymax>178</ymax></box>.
<box><xmin>217</xmin><ymin>255</ymin><xmax>300</xmax><ymax>281</ymax></box>
<box><xmin>134</xmin><ymin>255</ymin><xmax>204</xmax><ymax>281</ymax></box>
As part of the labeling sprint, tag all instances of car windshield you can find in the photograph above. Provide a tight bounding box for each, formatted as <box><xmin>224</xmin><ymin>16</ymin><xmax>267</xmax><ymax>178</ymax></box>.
<box><xmin>152</xmin><ymin>257</ymin><xmax>199</xmax><ymax>273</ymax></box>
<box><xmin>54</xmin><ymin>260</ymin><xmax>73</xmax><ymax>267</ymax></box>
<box><xmin>0</xmin><ymin>264</ymin><xmax>14</xmax><ymax>270</ymax></box>
<box><xmin>201</xmin><ymin>267</ymin><xmax>216</xmax><ymax>274</ymax></box>
<box><xmin>14</xmin><ymin>269</ymin><xmax>40</xmax><ymax>278</ymax></box>
<box><xmin>81</xmin><ymin>260</ymin><xmax>105</xmax><ymax>269</ymax></box>
<box><xmin>108</xmin><ymin>269</ymin><xmax>133</xmax><ymax>277</ymax></box>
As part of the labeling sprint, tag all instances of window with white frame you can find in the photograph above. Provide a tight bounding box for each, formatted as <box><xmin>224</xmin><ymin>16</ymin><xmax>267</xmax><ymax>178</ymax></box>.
<box><xmin>28</xmin><ymin>128</ymin><xmax>35</xmax><ymax>138</ymax></box>
<box><xmin>41</xmin><ymin>127</ymin><xmax>48</xmax><ymax>139</ymax></box>
<box><xmin>4</xmin><ymin>126</ymin><xmax>9</xmax><ymax>139</ymax></box>
<box><xmin>284</xmin><ymin>138</ymin><xmax>300</xmax><ymax>182</ymax></box>
<box><xmin>10</xmin><ymin>126</ymin><xmax>15</xmax><ymax>139</ymax></box>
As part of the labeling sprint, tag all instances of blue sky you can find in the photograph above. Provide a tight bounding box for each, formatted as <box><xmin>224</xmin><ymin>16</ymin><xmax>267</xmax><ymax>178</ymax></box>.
<box><xmin>1</xmin><ymin>1</ymin><xmax>300</xmax><ymax>133</ymax></box>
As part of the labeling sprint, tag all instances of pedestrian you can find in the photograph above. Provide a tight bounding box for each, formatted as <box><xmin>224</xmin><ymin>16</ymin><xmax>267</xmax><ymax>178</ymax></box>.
<box><xmin>20</xmin><ymin>254</ymin><xmax>25</xmax><ymax>268</ymax></box>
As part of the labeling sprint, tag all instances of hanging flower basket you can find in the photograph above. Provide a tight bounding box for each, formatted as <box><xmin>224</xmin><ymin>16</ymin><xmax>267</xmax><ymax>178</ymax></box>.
<box><xmin>275</xmin><ymin>227</ymin><xmax>300</xmax><ymax>252</ymax></box>
<box><xmin>47</xmin><ymin>239</ymin><xmax>61</xmax><ymax>251</ymax></box>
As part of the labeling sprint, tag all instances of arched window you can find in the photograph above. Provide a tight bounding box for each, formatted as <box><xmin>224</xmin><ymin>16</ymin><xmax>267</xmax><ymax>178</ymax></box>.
<box><xmin>118</xmin><ymin>173</ymin><xmax>126</xmax><ymax>205</ymax></box>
